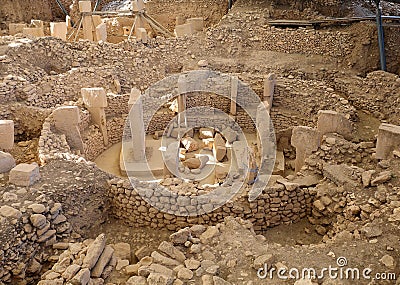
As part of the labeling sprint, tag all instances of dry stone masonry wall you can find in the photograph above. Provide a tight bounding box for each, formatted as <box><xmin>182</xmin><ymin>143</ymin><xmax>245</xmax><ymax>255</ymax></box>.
<box><xmin>107</xmin><ymin>177</ymin><xmax>313</xmax><ymax>232</ymax></box>
<box><xmin>0</xmin><ymin>201</ymin><xmax>71</xmax><ymax>284</ymax></box>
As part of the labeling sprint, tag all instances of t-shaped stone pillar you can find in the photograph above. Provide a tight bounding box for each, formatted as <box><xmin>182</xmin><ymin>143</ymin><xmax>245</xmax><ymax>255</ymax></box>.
<box><xmin>376</xmin><ymin>123</ymin><xmax>400</xmax><ymax>159</ymax></box>
<box><xmin>263</xmin><ymin>73</ymin><xmax>276</xmax><ymax>112</ymax></box>
<box><xmin>79</xmin><ymin>1</ymin><xmax>94</xmax><ymax>41</ymax></box>
<box><xmin>0</xmin><ymin>120</ymin><xmax>14</xmax><ymax>150</ymax></box>
<box><xmin>291</xmin><ymin>126</ymin><xmax>320</xmax><ymax>173</ymax></box>
<box><xmin>81</xmin><ymin>88</ymin><xmax>109</xmax><ymax>146</ymax></box>
<box><xmin>230</xmin><ymin>76</ymin><xmax>238</xmax><ymax>117</ymax></box>
<box><xmin>128</xmin><ymin>88</ymin><xmax>146</xmax><ymax>161</ymax></box>
<box><xmin>53</xmin><ymin>106</ymin><xmax>85</xmax><ymax>153</ymax></box>
<box><xmin>177</xmin><ymin>75</ymin><xmax>187</xmax><ymax>128</ymax></box>
<box><xmin>256</xmin><ymin>102</ymin><xmax>270</xmax><ymax>155</ymax></box>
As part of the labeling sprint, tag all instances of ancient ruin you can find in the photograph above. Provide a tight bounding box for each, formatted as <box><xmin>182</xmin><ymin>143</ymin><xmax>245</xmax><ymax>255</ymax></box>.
<box><xmin>0</xmin><ymin>0</ymin><xmax>400</xmax><ymax>284</ymax></box>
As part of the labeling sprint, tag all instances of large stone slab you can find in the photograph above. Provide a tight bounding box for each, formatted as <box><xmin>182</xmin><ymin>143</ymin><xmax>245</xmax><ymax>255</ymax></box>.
<box><xmin>9</xmin><ymin>163</ymin><xmax>40</xmax><ymax>187</ymax></box>
<box><xmin>0</xmin><ymin>120</ymin><xmax>14</xmax><ymax>150</ymax></box>
<box><xmin>53</xmin><ymin>106</ymin><xmax>80</xmax><ymax>126</ymax></box>
<box><xmin>187</xmin><ymin>17</ymin><xmax>204</xmax><ymax>31</ymax></box>
<box><xmin>175</xmin><ymin>23</ymin><xmax>193</xmax><ymax>37</ymax></box>
<box><xmin>291</xmin><ymin>126</ymin><xmax>320</xmax><ymax>172</ymax></box>
<box><xmin>95</xmin><ymin>23</ymin><xmax>107</xmax><ymax>42</ymax></box>
<box><xmin>376</xmin><ymin>123</ymin><xmax>400</xmax><ymax>159</ymax></box>
<box><xmin>78</xmin><ymin>1</ymin><xmax>92</xmax><ymax>12</ymax></box>
<box><xmin>53</xmin><ymin>106</ymin><xmax>84</xmax><ymax>152</ymax></box>
<box><xmin>317</xmin><ymin>110</ymin><xmax>353</xmax><ymax>139</ymax></box>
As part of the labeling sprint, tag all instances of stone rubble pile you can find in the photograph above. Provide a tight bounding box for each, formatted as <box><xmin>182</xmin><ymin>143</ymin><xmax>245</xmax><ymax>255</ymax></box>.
<box><xmin>335</xmin><ymin>71</ymin><xmax>400</xmax><ymax>125</ymax></box>
<box><xmin>0</xmin><ymin>200</ymin><xmax>71</xmax><ymax>284</ymax></box>
<box><xmin>38</xmin><ymin>234</ymin><xmax>117</xmax><ymax>285</ymax></box>
<box><xmin>124</xmin><ymin>218</ymin><xmax>243</xmax><ymax>285</ymax></box>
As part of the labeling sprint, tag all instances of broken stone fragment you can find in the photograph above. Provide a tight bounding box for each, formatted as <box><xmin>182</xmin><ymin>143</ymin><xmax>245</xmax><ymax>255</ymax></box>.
<box><xmin>126</xmin><ymin>276</ymin><xmax>147</xmax><ymax>285</ymax></box>
<box><xmin>371</xmin><ymin>171</ymin><xmax>392</xmax><ymax>186</ymax></box>
<box><xmin>181</xmin><ymin>137</ymin><xmax>199</xmax><ymax>152</ymax></box>
<box><xmin>361</xmin><ymin>170</ymin><xmax>375</xmax><ymax>187</ymax></box>
<box><xmin>0</xmin><ymin>205</ymin><xmax>22</xmax><ymax>219</ymax></box>
<box><xmin>177</xmin><ymin>267</ymin><xmax>193</xmax><ymax>280</ymax></box>
<box><xmin>112</xmin><ymin>242</ymin><xmax>131</xmax><ymax>262</ymax></box>
<box><xmin>213</xmin><ymin>276</ymin><xmax>232</xmax><ymax>285</ymax></box>
<box><xmin>199</xmin><ymin>128</ymin><xmax>214</xmax><ymax>139</ymax></box>
<box><xmin>91</xmin><ymin>245</ymin><xmax>114</xmax><ymax>278</ymax></box>
<box><xmin>151</xmin><ymin>251</ymin><xmax>180</xmax><ymax>267</ymax></box>
<box><xmin>253</xmin><ymin>254</ymin><xmax>273</xmax><ymax>269</ymax></box>
<box><xmin>30</xmin><ymin>214</ymin><xmax>47</xmax><ymax>228</ymax></box>
<box><xmin>199</xmin><ymin>226</ymin><xmax>220</xmax><ymax>243</ymax></box>
<box><xmin>147</xmin><ymin>272</ymin><xmax>173</xmax><ymax>285</ymax></box>
<box><xmin>115</xmin><ymin>259</ymin><xmax>129</xmax><ymax>271</ymax></box>
<box><xmin>0</xmin><ymin>151</ymin><xmax>15</xmax><ymax>173</ymax></box>
<box><xmin>158</xmin><ymin>241</ymin><xmax>186</xmax><ymax>263</ymax></box>
<box><xmin>221</xmin><ymin>126</ymin><xmax>238</xmax><ymax>144</ymax></box>
<box><xmin>9</xmin><ymin>163</ymin><xmax>40</xmax><ymax>186</ymax></box>
<box><xmin>380</xmin><ymin>254</ymin><xmax>395</xmax><ymax>269</ymax></box>
<box><xmin>70</xmin><ymin>268</ymin><xmax>90</xmax><ymax>285</ymax></box>
<box><xmin>28</xmin><ymin>203</ymin><xmax>46</xmax><ymax>214</ymax></box>
<box><xmin>62</xmin><ymin>264</ymin><xmax>81</xmax><ymax>281</ymax></box>
<box><xmin>183</xmin><ymin>158</ymin><xmax>201</xmax><ymax>169</ymax></box>
<box><xmin>82</xmin><ymin>234</ymin><xmax>106</xmax><ymax>269</ymax></box>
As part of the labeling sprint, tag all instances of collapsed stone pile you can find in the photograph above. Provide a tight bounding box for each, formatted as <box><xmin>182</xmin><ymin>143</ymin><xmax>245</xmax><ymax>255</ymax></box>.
<box><xmin>38</xmin><ymin>234</ymin><xmax>116</xmax><ymax>285</ymax></box>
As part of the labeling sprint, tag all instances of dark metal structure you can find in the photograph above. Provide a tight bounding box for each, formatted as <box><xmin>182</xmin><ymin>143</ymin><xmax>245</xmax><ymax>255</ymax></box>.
<box><xmin>373</xmin><ymin>0</ymin><xmax>400</xmax><ymax>71</ymax></box>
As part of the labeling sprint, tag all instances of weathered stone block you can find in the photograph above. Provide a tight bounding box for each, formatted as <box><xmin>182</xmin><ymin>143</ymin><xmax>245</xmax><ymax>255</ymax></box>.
<box><xmin>376</xmin><ymin>123</ymin><xmax>400</xmax><ymax>160</ymax></box>
<box><xmin>291</xmin><ymin>126</ymin><xmax>320</xmax><ymax>172</ymax></box>
<box><xmin>175</xmin><ymin>23</ymin><xmax>193</xmax><ymax>37</ymax></box>
<box><xmin>9</xmin><ymin>23</ymin><xmax>27</xmax><ymax>35</ymax></box>
<box><xmin>50</xmin><ymin>22</ymin><xmax>67</xmax><ymax>40</ymax></box>
<box><xmin>0</xmin><ymin>152</ymin><xmax>16</xmax><ymax>173</ymax></box>
<box><xmin>53</xmin><ymin>106</ymin><xmax>80</xmax><ymax>127</ymax></box>
<box><xmin>317</xmin><ymin>110</ymin><xmax>352</xmax><ymax>139</ymax></box>
<box><xmin>136</xmin><ymin>27</ymin><xmax>148</xmax><ymax>43</ymax></box>
<box><xmin>9</xmin><ymin>163</ymin><xmax>40</xmax><ymax>187</ymax></box>
<box><xmin>92</xmin><ymin>15</ymin><xmax>102</xmax><ymax>27</ymax></box>
<box><xmin>132</xmin><ymin>0</ymin><xmax>145</xmax><ymax>12</ymax></box>
<box><xmin>95</xmin><ymin>23</ymin><xmax>107</xmax><ymax>42</ymax></box>
<box><xmin>187</xmin><ymin>17</ymin><xmax>204</xmax><ymax>31</ymax></box>
<box><xmin>23</xmin><ymin>27</ymin><xmax>45</xmax><ymax>37</ymax></box>
<box><xmin>263</xmin><ymin>73</ymin><xmax>276</xmax><ymax>110</ymax></box>
<box><xmin>81</xmin><ymin>88</ymin><xmax>108</xmax><ymax>108</ymax></box>
<box><xmin>78</xmin><ymin>1</ymin><xmax>92</xmax><ymax>12</ymax></box>
<box><xmin>213</xmin><ymin>133</ymin><xmax>226</xmax><ymax>162</ymax></box>
<box><xmin>0</xmin><ymin>120</ymin><xmax>14</xmax><ymax>150</ymax></box>
<box><xmin>31</xmin><ymin>20</ymin><xmax>44</xmax><ymax>28</ymax></box>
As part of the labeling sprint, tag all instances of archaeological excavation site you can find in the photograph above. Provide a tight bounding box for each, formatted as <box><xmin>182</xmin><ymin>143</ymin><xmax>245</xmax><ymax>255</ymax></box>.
<box><xmin>1</xmin><ymin>0</ymin><xmax>400</xmax><ymax>284</ymax></box>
